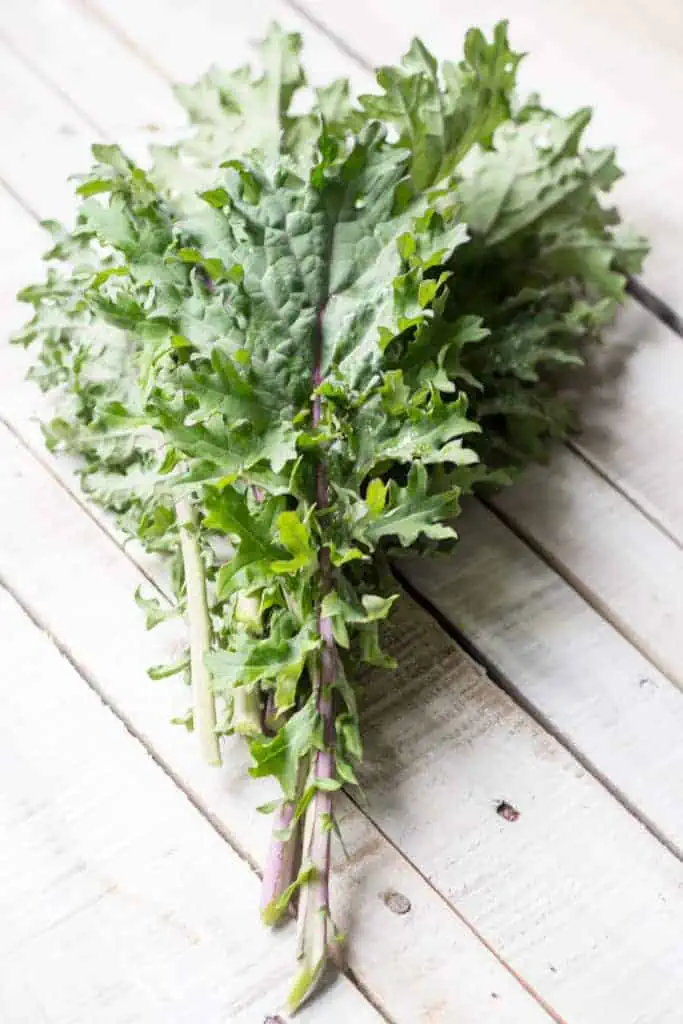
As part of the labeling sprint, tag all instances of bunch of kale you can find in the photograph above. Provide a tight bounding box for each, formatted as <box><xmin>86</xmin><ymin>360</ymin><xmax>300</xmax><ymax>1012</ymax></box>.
<box><xmin>14</xmin><ymin>22</ymin><xmax>645</xmax><ymax>1011</ymax></box>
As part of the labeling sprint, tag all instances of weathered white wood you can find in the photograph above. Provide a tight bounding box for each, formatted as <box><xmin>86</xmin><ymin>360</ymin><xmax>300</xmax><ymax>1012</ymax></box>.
<box><xmin>400</xmin><ymin>501</ymin><xmax>683</xmax><ymax>855</ymax></box>
<box><xmin>0</xmin><ymin>0</ymin><xmax>180</xmax><ymax>133</ymax></box>
<box><xmin>491</xmin><ymin>444</ymin><xmax>683</xmax><ymax>684</ymax></box>
<box><xmin>567</xmin><ymin>307</ymin><xmax>683</xmax><ymax>544</ymax></box>
<box><xmin>82</xmin><ymin>0</ymin><xmax>368</xmax><ymax>92</ymax></box>
<box><xmin>358</xmin><ymin>600</ymin><xmax>683</xmax><ymax>1024</ymax></box>
<box><xmin>1</xmin><ymin>425</ymin><xmax>683</xmax><ymax>1022</ymax></box>
<box><xmin>0</xmin><ymin>40</ymin><xmax>94</xmax><ymax>221</ymax></box>
<box><xmin>0</xmin><ymin>426</ymin><xmax>552</xmax><ymax>1024</ymax></box>
<box><xmin>0</xmin><ymin>587</ymin><xmax>382</xmax><ymax>1024</ymax></box>
<box><xmin>3</xmin><ymin>6</ymin><xmax>683</xmax><ymax>1015</ymax></box>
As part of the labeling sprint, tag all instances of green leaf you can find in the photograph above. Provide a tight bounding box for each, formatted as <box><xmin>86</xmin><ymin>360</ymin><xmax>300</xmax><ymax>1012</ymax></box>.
<box><xmin>256</xmin><ymin>799</ymin><xmax>281</xmax><ymax>815</ymax></box>
<box><xmin>261</xmin><ymin>864</ymin><xmax>316</xmax><ymax>927</ymax></box>
<box><xmin>354</xmin><ymin>463</ymin><xmax>461</xmax><ymax>547</ymax></box>
<box><xmin>206</xmin><ymin>617</ymin><xmax>319</xmax><ymax>712</ymax></box>
<box><xmin>134</xmin><ymin>586</ymin><xmax>177</xmax><ymax>629</ymax></box>
<box><xmin>148</xmin><ymin>656</ymin><xmax>190</xmax><ymax>681</ymax></box>
<box><xmin>206</xmin><ymin>488</ymin><xmax>288</xmax><ymax>598</ymax></box>
<box><xmin>359</xmin><ymin>23</ymin><xmax>523</xmax><ymax>188</ymax></box>
<box><xmin>271</xmin><ymin>510</ymin><xmax>315</xmax><ymax>574</ymax></box>
<box><xmin>248</xmin><ymin>698</ymin><xmax>318</xmax><ymax>798</ymax></box>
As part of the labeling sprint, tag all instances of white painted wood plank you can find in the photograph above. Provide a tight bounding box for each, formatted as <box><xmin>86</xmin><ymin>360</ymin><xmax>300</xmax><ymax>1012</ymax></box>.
<box><xmin>492</xmin><ymin>444</ymin><xmax>683</xmax><ymax>684</ymax></box>
<box><xmin>1</xmin><ymin>425</ymin><xmax>682</xmax><ymax>1023</ymax></box>
<box><xmin>357</xmin><ymin>600</ymin><xmax>683</xmax><ymax>1024</ymax></box>
<box><xmin>400</xmin><ymin>501</ymin><xmax>683</xmax><ymax>856</ymax></box>
<box><xmin>0</xmin><ymin>425</ymin><xmax>552</xmax><ymax>1024</ymax></box>
<box><xmin>82</xmin><ymin>0</ymin><xmax>367</xmax><ymax>92</ymax></box>
<box><xmin>0</xmin><ymin>0</ymin><xmax>180</xmax><ymax>134</ymax></box>
<box><xmin>0</xmin><ymin>587</ymin><xmax>381</xmax><ymax>1024</ymax></box>
<box><xmin>568</xmin><ymin>307</ymin><xmax>683</xmax><ymax>544</ymax></box>
<box><xmin>0</xmin><ymin>40</ymin><xmax>94</xmax><ymax>221</ymax></box>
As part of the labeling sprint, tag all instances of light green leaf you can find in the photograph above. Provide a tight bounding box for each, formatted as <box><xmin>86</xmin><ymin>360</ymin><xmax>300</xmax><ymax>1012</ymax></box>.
<box><xmin>271</xmin><ymin>510</ymin><xmax>316</xmax><ymax>574</ymax></box>
<box><xmin>248</xmin><ymin>698</ymin><xmax>318</xmax><ymax>798</ymax></box>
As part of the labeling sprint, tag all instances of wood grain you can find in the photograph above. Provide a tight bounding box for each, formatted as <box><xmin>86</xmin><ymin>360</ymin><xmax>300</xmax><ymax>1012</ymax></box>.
<box><xmin>1</xmin><ymin>426</ymin><xmax>682</xmax><ymax>1022</ymax></box>
<box><xmin>0</xmin><ymin>587</ymin><xmax>383</xmax><ymax>1024</ymax></box>
<box><xmin>357</xmin><ymin>599</ymin><xmax>683</xmax><ymax>1024</ymax></box>
<box><xmin>400</xmin><ymin>501</ymin><xmax>683</xmax><ymax>855</ymax></box>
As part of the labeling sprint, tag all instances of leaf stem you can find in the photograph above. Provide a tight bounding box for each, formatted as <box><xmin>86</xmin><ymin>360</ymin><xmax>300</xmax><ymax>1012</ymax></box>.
<box><xmin>261</xmin><ymin>761</ymin><xmax>306</xmax><ymax>923</ymax></box>
<box><xmin>233</xmin><ymin>687</ymin><xmax>262</xmax><ymax>737</ymax></box>
<box><xmin>232</xmin><ymin>592</ymin><xmax>265</xmax><ymax>736</ymax></box>
<box><xmin>176</xmin><ymin>497</ymin><xmax>221</xmax><ymax>766</ymax></box>
<box><xmin>289</xmin><ymin>299</ymin><xmax>337</xmax><ymax>1012</ymax></box>
<box><xmin>290</xmin><ymin>454</ymin><xmax>337</xmax><ymax>1007</ymax></box>
<box><xmin>289</xmin><ymin>607</ymin><xmax>336</xmax><ymax>1012</ymax></box>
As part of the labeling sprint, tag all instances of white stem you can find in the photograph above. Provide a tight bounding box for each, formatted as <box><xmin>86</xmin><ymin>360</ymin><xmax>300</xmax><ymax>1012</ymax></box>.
<box><xmin>232</xmin><ymin>592</ymin><xmax>263</xmax><ymax>736</ymax></box>
<box><xmin>233</xmin><ymin>687</ymin><xmax>262</xmax><ymax>737</ymax></box>
<box><xmin>176</xmin><ymin>498</ymin><xmax>221</xmax><ymax>766</ymax></box>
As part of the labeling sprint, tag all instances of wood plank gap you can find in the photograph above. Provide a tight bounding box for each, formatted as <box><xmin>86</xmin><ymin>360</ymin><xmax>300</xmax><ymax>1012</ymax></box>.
<box><xmin>626</xmin><ymin>276</ymin><xmax>683</xmax><ymax>338</ymax></box>
<box><xmin>0</xmin><ymin>567</ymin><xmax>259</xmax><ymax>878</ymax></box>
<box><xmin>567</xmin><ymin>435</ymin><xmax>683</xmax><ymax>553</ymax></box>
<box><xmin>0</xmin><ymin>27</ymin><xmax>103</xmax><ymax>138</ymax></box>
<box><xmin>479</xmin><ymin>492</ymin><xmax>683</xmax><ymax>704</ymax></box>
<box><xmin>0</xmin><ymin>584</ymin><xmax>387</xmax><ymax>1023</ymax></box>
<box><xmin>0</xmin><ymin>411</ymin><xmax>168</xmax><ymax>601</ymax></box>
<box><xmin>0</xmin><ymin>177</ymin><xmax>41</xmax><ymax>224</ymax></box>
<box><xmin>344</xmin><ymin>784</ymin><xmax>566</xmax><ymax>1024</ymax></box>
<box><xmin>283</xmin><ymin>0</ymin><xmax>374</xmax><ymax>71</ymax></box>
<box><xmin>77</xmin><ymin>0</ymin><xmax>183</xmax><ymax>84</ymax></box>
<box><xmin>0</xmin><ymin>570</ymin><xmax>398</xmax><ymax>1024</ymax></box>
<box><xmin>392</xmin><ymin>559</ymin><xmax>683</xmax><ymax>864</ymax></box>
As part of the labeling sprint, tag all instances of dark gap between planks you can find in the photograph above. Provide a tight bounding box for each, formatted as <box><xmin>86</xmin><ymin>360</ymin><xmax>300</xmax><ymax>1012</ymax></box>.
<box><xmin>391</xmin><ymin>558</ymin><xmax>683</xmax><ymax>865</ymax></box>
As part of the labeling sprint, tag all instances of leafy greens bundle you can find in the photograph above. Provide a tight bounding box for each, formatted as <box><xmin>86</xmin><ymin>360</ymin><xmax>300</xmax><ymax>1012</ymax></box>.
<box><xmin>14</xmin><ymin>21</ymin><xmax>646</xmax><ymax>1012</ymax></box>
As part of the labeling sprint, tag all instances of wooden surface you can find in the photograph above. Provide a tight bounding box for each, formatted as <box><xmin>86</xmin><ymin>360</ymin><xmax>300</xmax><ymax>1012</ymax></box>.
<box><xmin>1</xmin><ymin>0</ymin><xmax>682</xmax><ymax>1020</ymax></box>
<box><xmin>0</xmin><ymin>589</ymin><xmax>383</xmax><ymax>1024</ymax></box>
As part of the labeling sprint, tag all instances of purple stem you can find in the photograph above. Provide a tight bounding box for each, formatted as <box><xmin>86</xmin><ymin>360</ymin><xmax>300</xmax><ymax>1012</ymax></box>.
<box><xmin>310</xmin><ymin>306</ymin><xmax>335</xmax><ymax>928</ymax></box>
<box><xmin>260</xmin><ymin>798</ymin><xmax>300</xmax><ymax>922</ymax></box>
<box><xmin>309</xmin><ymin>606</ymin><xmax>336</xmax><ymax>910</ymax></box>
<box><xmin>293</xmin><ymin>312</ymin><xmax>337</xmax><ymax>976</ymax></box>
<box><xmin>258</xmin><ymin>474</ymin><xmax>303</xmax><ymax>920</ymax></box>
